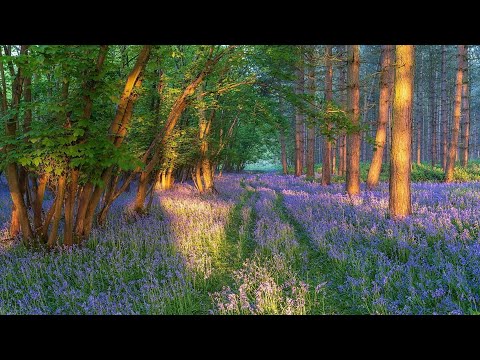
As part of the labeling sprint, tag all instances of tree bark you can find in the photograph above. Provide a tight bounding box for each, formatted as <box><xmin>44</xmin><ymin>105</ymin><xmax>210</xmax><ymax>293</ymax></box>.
<box><xmin>389</xmin><ymin>45</ymin><xmax>414</xmax><ymax>219</ymax></box>
<box><xmin>429</xmin><ymin>48</ymin><xmax>437</xmax><ymax>166</ymax></box>
<box><xmin>367</xmin><ymin>45</ymin><xmax>393</xmax><ymax>189</ymax></box>
<box><xmin>460</xmin><ymin>47</ymin><xmax>470</xmax><ymax>167</ymax></box>
<box><xmin>33</xmin><ymin>174</ymin><xmax>48</xmax><ymax>232</ymax></box>
<box><xmin>4</xmin><ymin>45</ymin><xmax>33</xmax><ymax>242</ymax></box>
<box><xmin>306</xmin><ymin>47</ymin><xmax>316</xmax><ymax>178</ymax></box>
<box><xmin>346</xmin><ymin>45</ymin><xmax>361</xmax><ymax>196</ymax></box>
<box><xmin>322</xmin><ymin>45</ymin><xmax>333</xmax><ymax>185</ymax></box>
<box><xmin>441</xmin><ymin>45</ymin><xmax>448</xmax><ymax>171</ymax></box>
<box><xmin>63</xmin><ymin>171</ymin><xmax>78</xmax><ymax>246</ymax></box>
<box><xmin>338</xmin><ymin>47</ymin><xmax>347</xmax><ymax>176</ymax></box>
<box><xmin>295</xmin><ymin>48</ymin><xmax>305</xmax><ymax>177</ymax></box>
<box><xmin>47</xmin><ymin>175</ymin><xmax>66</xmax><ymax>247</ymax></box>
<box><xmin>445</xmin><ymin>45</ymin><xmax>466</xmax><ymax>183</ymax></box>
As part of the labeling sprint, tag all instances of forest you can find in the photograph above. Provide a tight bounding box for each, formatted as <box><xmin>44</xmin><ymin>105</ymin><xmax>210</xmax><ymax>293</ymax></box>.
<box><xmin>0</xmin><ymin>44</ymin><xmax>478</xmax><ymax>315</ymax></box>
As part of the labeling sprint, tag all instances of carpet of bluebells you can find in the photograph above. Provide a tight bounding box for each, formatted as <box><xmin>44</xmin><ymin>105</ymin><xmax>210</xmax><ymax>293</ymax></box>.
<box><xmin>1</xmin><ymin>173</ymin><xmax>480</xmax><ymax>314</ymax></box>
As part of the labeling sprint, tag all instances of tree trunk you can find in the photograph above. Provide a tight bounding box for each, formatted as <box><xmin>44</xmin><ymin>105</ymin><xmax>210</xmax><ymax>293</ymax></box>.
<box><xmin>306</xmin><ymin>46</ymin><xmax>316</xmax><ymax>178</ymax></box>
<box><xmin>441</xmin><ymin>45</ymin><xmax>448</xmax><ymax>171</ymax></box>
<box><xmin>389</xmin><ymin>45</ymin><xmax>414</xmax><ymax>219</ymax></box>
<box><xmin>460</xmin><ymin>47</ymin><xmax>470</xmax><ymax>167</ymax></box>
<box><xmin>322</xmin><ymin>45</ymin><xmax>333</xmax><ymax>185</ymax></box>
<box><xmin>63</xmin><ymin>171</ymin><xmax>78</xmax><ymax>246</ymax></box>
<box><xmin>47</xmin><ymin>175</ymin><xmax>66</xmax><ymax>247</ymax></box>
<box><xmin>429</xmin><ymin>49</ymin><xmax>437</xmax><ymax>167</ymax></box>
<box><xmin>338</xmin><ymin>46</ymin><xmax>347</xmax><ymax>176</ymax></box>
<box><xmin>367</xmin><ymin>45</ymin><xmax>393</xmax><ymax>189</ymax></box>
<box><xmin>134</xmin><ymin>171</ymin><xmax>149</xmax><ymax>213</ymax></box>
<box><xmin>4</xmin><ymin>45</ymin><xmax>33</xmax><ymax>242</ymax></box>
<box><xmin>33</xmin><ymin>174</ymin><xmax>48</xmax><ymax>232</ymax></box>
<box><xmin>346</xmin><ymin>45</ymin><xmax>361</xmax><ymax>196</ymax></box>
<box><xmin>295</xmin><ymin>49</ymin><xmax>305</xmax><ymax>177</ymax></box>
<box><xmin>446</xmin><ymin>45</ymin><xmax>466</xmax><ymax>183</ymax></box>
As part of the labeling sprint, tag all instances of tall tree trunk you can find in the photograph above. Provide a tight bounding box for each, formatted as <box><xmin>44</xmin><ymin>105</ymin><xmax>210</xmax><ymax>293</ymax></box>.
<box><xmin>338</xmin><ymin>47</ymin><xmax>347</xmax><ymax>176</ymax></box>
<box><xmin>47</xmin><ymin>175</ymin><xmax>66</xmax><ymax>247</ymax></box>
<box><xmin>429</xmin><ymin>49</ymin><xmax>437</xmax><ymax>166</ymax></box>
<box><xmin>306</xmin><ymin>46</ymin><xmax>316</xmax><ymax>178</ymax></box>
<box><xmin>4</xmin><ymin>45</ymin><xmax>33</xmax><ymax>242</ymax></box>
<box><xmin>295</xmin><ymin>48</ymin><xmax>305</xmax><ymax>177</ymax></box>
<box><xmin>346</xmin><ymin>45</ymin><xmax>361</xmax><ymax>196</ymax></box>
<box><xmin>322</xmin><ymin>45</ymin><xmax>333</xmax><ymax>185</ymax></box>
<box><xmin>441</xmin><ymin>45</ymin><xmax>448</xmax><ymax>171</ymax></box>
<box><xmin>460</xmin><ymin>47</ymin><xmax>470</xmax><ymax>167</ymax></box>
<box><xmin>367</xmin><ymin>45</ymin><xmax>393</xmax><ymax>189</ymax></box>
<box><xmin>446</xmin><ymin>45</ymin><xmax>466</xmax><ymax>183</ymax></box>
<box><xmin>389</xmin><ymin>45</ymin><xmax>414</xmax><ymax>219</ymax></box>
<box><xmin>133</xmin><ymin>47</ymin><xmax>232</xmax><ymax>211</ymax></box>
<box><xmin>197</xmin><ymin>83</ymin><xmax>214</xmax><ymax>192</ymax></box>
<box><xmin>80</xmin><ymin>46</ymin><xmax>151</xmax><ymax>237</ymax></box>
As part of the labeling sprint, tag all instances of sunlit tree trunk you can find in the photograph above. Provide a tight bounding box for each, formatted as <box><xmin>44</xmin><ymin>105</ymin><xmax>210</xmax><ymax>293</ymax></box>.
<box><xmin>197</xmin><ymin>84</ymin><xmax>215</xmax><ymax>192</ymax></box>
<box><xmin>295</xmin><ymin>48</ymin><xmax>305</xmax><ymax>177</ymax></box>
<box><xmin>460</xmin><ymin>47</ymin><xmax>470</xmax><ymax>167</ymax></box>
<box><xmin>441</xmin><ymin>45</ymin><xmax>448</xmax><ymax>170</ymax></box>
<box><xmin>338</xmin><ymin>47</ymin><xmax>347</xmax><ymax>177</ymax></box>
<box><xmin>346</xmin><ymin>45</ymin><xmax>360</xmax><ymax>196</ymax></box>
<box><xmin>367</xmin><ymin>45</ymin><xmax>393</xmax><ymax>189</ymax></box>
<box><xmin>322</xmin><ymin>45</ymin><xmax>333</xmax><ymax>185</ymax></box>
<box><xmin>82</xmin><ymin>46</ymin><xmax>151</xmax><ymax>235</ymax></box>
<box><xmin>306</xmin><ymin>46</ymin><xmax>316</xmax><ymax>178</ymax></box>
<box><xmin>3</xmin><ymin>45</ymin><xmax>33</xmax><ymax>242</ymax></box>
<box><xmin>389</xmin><ymin>45</ymin><xmax>414</xmax><ymax>219</ymax></box>
<box><xmin>445</xmin><ymin>45</ymin><xmax>466</xmax><ymax>183</ymax></box>
<box><xmin>429</xmin><ymin>49</ymin><xmax>437</xmax><ymax>166</ymax></box>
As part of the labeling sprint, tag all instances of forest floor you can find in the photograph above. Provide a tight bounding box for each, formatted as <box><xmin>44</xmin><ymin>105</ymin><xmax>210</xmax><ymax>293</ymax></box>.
<box><xmin>1</xmin><ymin>173</ymin><xmax>480</xmax><ymax>314</ymax></box>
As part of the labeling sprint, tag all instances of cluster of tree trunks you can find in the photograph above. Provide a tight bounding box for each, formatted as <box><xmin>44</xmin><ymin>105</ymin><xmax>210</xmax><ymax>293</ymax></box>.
<box><xmin>2</xmin><ymin>45</ymin><xmax>237</xmax><ymax>246</ymax></box>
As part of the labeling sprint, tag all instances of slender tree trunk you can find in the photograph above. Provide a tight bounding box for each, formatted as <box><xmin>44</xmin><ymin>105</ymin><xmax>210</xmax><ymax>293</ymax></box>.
<box><xmin>4</xmin><ymin>45</ymin><xmax>33</xmax><ymax>242</ymax></box>
<box><xmin>322</xmin><ymin>45</ymin><xmax>333</xmax><ymax>185</ymax></box>
<box><xmin>338</xmin><ymin>49</ymin><xmax>347</xmax><ymax>176</ymax></box>
<box><xmin>446</xmin><ymin>45</ymin><xmax>466</xmax><ymax>183</ymax></box>
<box><xmin>63</xmin><ymin>171</ymin><xmax>78</xmax><ymax>246</ymax></box>
<box><xmin>346</xmin><ymin>45</ymin><xmax>361</xmax><ymax>196</ymax></box>
<box><xmin>389</xmin><ymin>45</ymin><xmax>414</xmax><ymax>219</ymax></box>
<box><xmin>295</xmin><ymin>49</ymin><xmax>305</xmax><ymax>177</ymax></box>
<box><xmin>429</xmin><ymin>49</ymin><xmax>437</xmax><ymax>166</ymax></box>
<box><xmin>80</xmin><ymin>46</ymin><xmax>151</xmax><ymax>236</ymax></box>
<box><xmin>367</xmin><ymin>45</ymin><xmax>393</xmax><ymax>189</ymax></box>
<box><xmin>74</xmin><ymin>183</ymin><xmax>93</xmax><ymax>237</ymax></box>
<box><xmin>461</xmin><ymin>47</ymin><xmax>470</xmax><ymax>167</ymax></box>
<box><xmin>441</xmin><ymin>45</ymin><xmax>448</xmax><ymax>171</ymax></box>
<box><xmin>306</xmin><ymin>46</ymin><xmax>316</xmax><ymax>178</ymax></box>
<box><xmin>47</xmin><ymin>175</ymin><xmax>66</xmax><ymax>247</ymax></box>
<box><xmin>197</xmin><ymin>84</ymin><xmax>215</xmax><ymax>192</ymax></box>
<box><xmin>33</xmin><ymin>174</ymin><xmax>48</xmax><ymax>232</ymax></box>
<box><xmin>417</xmin><ymin>113</ymin><xmax>422</xmax><ymax>165</ymax></box>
